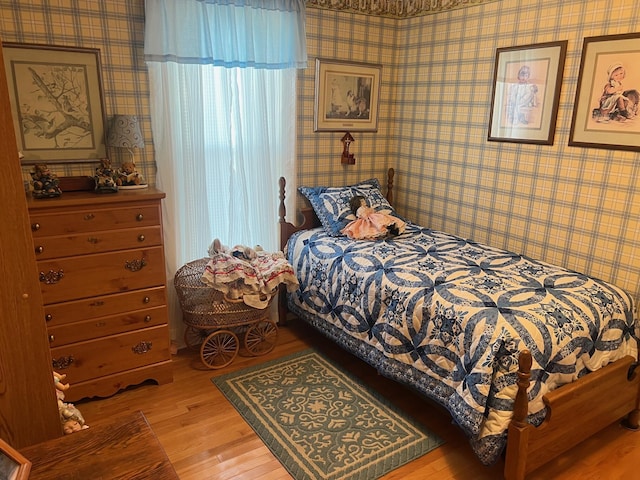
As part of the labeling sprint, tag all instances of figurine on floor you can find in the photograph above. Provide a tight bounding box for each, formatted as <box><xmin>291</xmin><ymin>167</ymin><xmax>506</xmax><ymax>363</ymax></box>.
<box><xmin>94</xmin><ymin>158</ymin><xmax>118</xmax><ymax>193</ymax></box>
<box><xmin>53</xmin><ymin>371</ymin><xmax>89</xmax><ymax>434</ymax></box>
<box><xmin>30</xmin><ymin>164</ymin><xmax>62</xmax><ymax>198</ymax></box>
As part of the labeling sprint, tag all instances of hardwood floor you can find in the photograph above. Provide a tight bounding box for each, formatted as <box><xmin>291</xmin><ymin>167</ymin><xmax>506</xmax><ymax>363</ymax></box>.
<box><xmin>77</xmin><ymin>320</ymin><xmax>639</xmax><ymax>479</ymax></box>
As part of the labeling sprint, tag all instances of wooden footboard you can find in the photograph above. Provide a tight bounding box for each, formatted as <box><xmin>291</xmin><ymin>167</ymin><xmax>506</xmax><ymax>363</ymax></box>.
<box><xmin>504</xmin><ymin>349</ymin><xmax>640</xmax><ymax>480</ymax></box>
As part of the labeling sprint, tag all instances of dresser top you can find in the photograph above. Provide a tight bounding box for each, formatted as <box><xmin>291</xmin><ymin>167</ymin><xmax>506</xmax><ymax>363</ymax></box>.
<box><xmin>26</xmin><ymin>187</ymin><xmax>166</xmax><ymax>210</ymax></box>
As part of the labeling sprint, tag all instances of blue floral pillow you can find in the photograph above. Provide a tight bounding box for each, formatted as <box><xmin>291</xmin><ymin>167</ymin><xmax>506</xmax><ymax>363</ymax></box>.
<box><xmin>299</xmin><ymin>178</ymin><xmax>403</xmax><ymax>236</ymax></box>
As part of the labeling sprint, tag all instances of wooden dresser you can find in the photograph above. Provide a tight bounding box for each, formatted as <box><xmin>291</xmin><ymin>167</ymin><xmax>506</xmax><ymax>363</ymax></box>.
<box><xmin>26</xmin><ymin>188</ymin><xmax>173</xmax><ymax>402</ymax></box>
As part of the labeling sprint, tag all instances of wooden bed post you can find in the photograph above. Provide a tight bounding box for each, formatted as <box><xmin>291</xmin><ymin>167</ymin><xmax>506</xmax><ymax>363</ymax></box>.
<box><xmin>621</xmin><ymin>339</ymin><xmax>640</xmax><ymax>430</ymax></box>
<box><xmin>278</xmin><ymin>177</ymin><xmax>289</xmax><ymax>325</ymax></box>
<box><xmin>504</xmin><ymin>349</ymin><xmax>532</xmax><ymax>480</ymax></box>
<box><xmin>386</xmin><ymin>168</ymin><xmax>395</xmax><ymax>205</ymax></box>
<box><xmin>621</xmin><ymin>389</ymin><xmax>640</xmax><ymax>430</ymax></box>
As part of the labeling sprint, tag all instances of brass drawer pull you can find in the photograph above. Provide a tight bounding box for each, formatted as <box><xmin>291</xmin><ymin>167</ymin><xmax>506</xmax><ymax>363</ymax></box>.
<box><xmin>84</xmin><ymin>213</ymin><xmax>95</xmax><ymax>221</ymax></box>
<box><xmin>144</xmin><ymin>315</ymin><xmax>152</xmax><ymax>323</ymax></box>
<box><xmin>136</xmin><ymin>213</ymin><xmax>144</xmax><ymax>221</ymax></box>
<box><xmin>35</xmin><ymin>245</ymin><xmax>44</xmax><ymax>254</ymax></box>
<box><xmin>31</xmin><ymin>222</ymin><xmax>40</xmax><ymax>231</ymax></box>
<box><xmin>39</xmin><ymin>269</ymin><xmax>64</xmax><ymax>284</ymax></box>
<box><xmin>87</xmin><ymin>237</ymin><xmax>99</xmax><ymax>244</ymax></box>
<box><xmin>132</xmin><ymin>341</ymin><xmax>152</xmax><ymax>354</ymax></box>
<box><xmin>125</xmin><ymin>258</ymin><xmax>147</xmax><ymax>272</ymax></box>
<box><xmin>49</xmin><ymin>334</ymin><xmax>55</xmax><ymax>343</ymax></box>
<box><xmin>52</xmin><ymin>356</ymin><xmax>74</xmax><ymax>370</ymax></box>
<box><xmin>143</xmin><ymin>296</ymin><xmax>150</xmax><ymax>304</ymax></box>
<box><xmin>138</xmin><ymin>234</ymin><xmax>146</xmax><ymax>242</ymax></box>
<box><xmin>45</xmin><ymin>313</ymin><xmax>53</xmax><ymax>322</ymax></box>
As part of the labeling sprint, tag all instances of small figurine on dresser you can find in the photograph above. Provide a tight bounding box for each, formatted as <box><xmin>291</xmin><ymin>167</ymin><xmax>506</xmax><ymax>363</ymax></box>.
<box><xmin>115</xmin><ymin>161</ymin><xmax>147</xmax><ymax>189</ymax></box>
<box><xmin>30</xmin><ymin>164</ymin><xmax>62</xmax><ymax>198</ymax></box>
<box><xmin>94</xmin><ymin>158</ymin><xmax>118</xmax><ymax>193</ymax></box>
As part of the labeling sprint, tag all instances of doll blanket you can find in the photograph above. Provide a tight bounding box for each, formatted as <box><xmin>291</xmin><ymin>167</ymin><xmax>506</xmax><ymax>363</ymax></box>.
<box><xmin>201</xmin><ymin>247</ymin><xmax>299</xmax><ymax>309</ymax></box>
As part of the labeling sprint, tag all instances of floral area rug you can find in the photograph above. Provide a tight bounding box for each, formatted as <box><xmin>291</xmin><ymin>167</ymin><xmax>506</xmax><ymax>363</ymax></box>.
<box><xmin>212</xmin><ymin>349</ymin><xmax>443</xmax><ymax>480</ymax></box>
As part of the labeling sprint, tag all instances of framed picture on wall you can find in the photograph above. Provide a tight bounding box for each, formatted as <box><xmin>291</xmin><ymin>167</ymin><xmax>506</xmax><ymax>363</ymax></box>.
<box><xmin>314</xmin><ymin>58</ymin><xmax>382</xmax><ymax>132</ymax></box>
<box><xmin>488</xmin><ymin>40</ymin><xmax>567</xmax><ymax>145</ymax></box>
<box><xmin>2</xmin><ymin>42</ymin><xmax>107</xmax><ymax>164</ymax></box>
<box><xmin>569</xmin><ymin>33</ymin><xmax>640</xmax><ymax>152</ymax></box>
<box><xmin>0</xmin><ymin>438</ymin><xmax>31</xmax><ymax>480</ymax></box>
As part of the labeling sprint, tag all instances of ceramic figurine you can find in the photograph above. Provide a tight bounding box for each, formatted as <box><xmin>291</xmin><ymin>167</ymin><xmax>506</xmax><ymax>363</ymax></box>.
<box><xmin>94</xmin><ymin>158</ymin><xmax>118</xmax><ymax>193</ymax></box>
<box><xmin>30</xmin><ymin>164</ymin><xmax>62</xmax><ymax>198</ymax></box>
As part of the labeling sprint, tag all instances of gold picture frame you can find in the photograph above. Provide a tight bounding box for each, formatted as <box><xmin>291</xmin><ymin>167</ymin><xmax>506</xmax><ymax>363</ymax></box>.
<box><xmin>0</xmin><ymin>439</ymin><xmax>30</xmax><ymax>480</ymax></box>
<box><xmin>569</xmin><ymin>33</ymin><xmax>640</xmax><ymax>152</ymax></box>
<box><xmin>2</xmin><ymin>42</ymin><xmax>107</xmax><ymax>164</ymax></box>
<box><xmin>488</xmin><ymin>40</ymin><xmax>567</xmax><ymax>145</ymax></box>
<box><xmin>314</xmin><ymin>58</ymin><xmax>382</xmax><ymax>132</ymax></box>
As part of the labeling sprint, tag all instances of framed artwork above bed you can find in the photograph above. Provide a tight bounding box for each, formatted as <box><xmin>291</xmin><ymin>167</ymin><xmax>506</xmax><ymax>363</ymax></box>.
<box><xmin>569</xmin><ymin>32</ymin><xmax>640</xmax><ymax>152</ymax></box>
<box><xmin>488</xmin><ymin>40</ymin><xmax>567</xmax><ymax>145</ymax></box>
<box><xmin>314</xmin><ymin>58</ymin><xmax>381</xmax><ymax>132</ymax></box>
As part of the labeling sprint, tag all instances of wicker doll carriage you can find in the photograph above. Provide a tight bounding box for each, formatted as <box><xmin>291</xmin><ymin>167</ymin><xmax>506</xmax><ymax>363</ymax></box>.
<box><xmin>174</xmin><ymin>257</ymin><xmax>278</xmax><ymax>369</ymax></box>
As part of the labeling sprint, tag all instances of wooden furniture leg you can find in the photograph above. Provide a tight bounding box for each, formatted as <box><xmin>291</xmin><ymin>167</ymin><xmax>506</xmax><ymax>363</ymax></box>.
<box><xmin>621</xmin><ymin>359</ymin><xmax>640</xmax><ymax>430</ymax></box>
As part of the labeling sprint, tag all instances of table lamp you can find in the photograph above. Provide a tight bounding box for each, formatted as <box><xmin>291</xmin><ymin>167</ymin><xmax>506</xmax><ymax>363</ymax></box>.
<box><xmin>106</xmin><ymin>114</ymin><xmax>148</xmax><ymax>189</ymax></box>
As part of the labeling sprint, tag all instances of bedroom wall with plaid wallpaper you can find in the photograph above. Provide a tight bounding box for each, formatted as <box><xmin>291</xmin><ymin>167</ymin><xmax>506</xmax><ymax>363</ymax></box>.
<box><xmin>2</xmin><ymin>0</ymin><xmax>639</xmax><ymax>303</ymax></box>
<box><xmin>300</xmin><ymin>0</ymin><xmax>640</xmax><ymax>303</ymax></box>
<box><xmin>410</xmin><ymin>0</ymin><xmax>639</xmax><ymax>303</ymax></box>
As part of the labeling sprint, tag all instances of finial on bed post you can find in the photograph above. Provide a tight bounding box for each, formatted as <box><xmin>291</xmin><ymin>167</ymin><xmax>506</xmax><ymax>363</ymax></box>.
<box><xmin>386</xmin><ymin>168</ymin><xmax>395</xmax><ymax>204</ymax></box>
<box><xmin>513</xmin><ymin>349</ymin><xmax>532</xmax><ymax>426</ymax></box>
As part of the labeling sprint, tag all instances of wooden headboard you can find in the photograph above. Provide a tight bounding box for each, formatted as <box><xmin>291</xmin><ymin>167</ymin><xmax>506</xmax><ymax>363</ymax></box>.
<box><xmin>277</xmin><ymin>167</ymin><xmax>396</xmax><ymax>323</ymax></box>
<box><xmin>278</xmin><ymin>167</ymin><xmax>396</xmax><ymax>251</ymax></box>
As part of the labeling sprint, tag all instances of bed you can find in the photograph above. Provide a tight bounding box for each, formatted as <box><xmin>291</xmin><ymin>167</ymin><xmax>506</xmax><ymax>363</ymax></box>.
<box><xmin>277</xmin><ymin>169</ymin><xmax>640</xmax><ymax>480</ymax></box>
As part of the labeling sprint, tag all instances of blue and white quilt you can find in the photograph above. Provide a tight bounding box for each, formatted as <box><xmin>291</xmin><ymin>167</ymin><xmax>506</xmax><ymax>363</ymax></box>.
<box><xmin>286</xmin><ymin>223</ymin><xmax>639</xmax><ymax>464</ymax></box>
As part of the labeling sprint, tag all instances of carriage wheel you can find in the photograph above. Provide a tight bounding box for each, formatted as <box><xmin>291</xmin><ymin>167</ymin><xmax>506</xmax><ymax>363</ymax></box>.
<box><xmin>244</xmin><ymin>320</ymin><xmax>278</xmax><ymax>356</ymax></box>
<box><xmin>184</xmin><ymin>326</ymin><xmax>212</xmax><ymax>351</ymax></box>
<box><xmin>200</xmin><ymin>330</ymin><xmax>239</xmax><ymax>369</ymax></box>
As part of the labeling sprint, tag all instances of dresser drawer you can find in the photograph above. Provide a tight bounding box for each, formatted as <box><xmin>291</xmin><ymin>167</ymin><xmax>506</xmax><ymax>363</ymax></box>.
<box><xmin>33</xmin><ymin>226</ymin><xmax>163</xmax><ymax>259</ymax></box>
<box><xmin>44</xmin><ymin>287</ymin><xmax>166</xmax><ymax>325</ymax></box>
<box><xmin>38</xmin><ymin>247</ymin><xmax>165</xmax><ymax>304</ymax></box>
<box><xmin>47</xmin><ymin>306</ymin><xmax>168</xmax><ymax>347</ymax></box>
<box><xmin>30</xmin><ymin>204</ymin><xmax>161</xmax><ymax>237</ymax></box>
<box><xmin>50</xmin><ymin>325</ymin><xmax>171</xmax><ymax>384</ymax></box>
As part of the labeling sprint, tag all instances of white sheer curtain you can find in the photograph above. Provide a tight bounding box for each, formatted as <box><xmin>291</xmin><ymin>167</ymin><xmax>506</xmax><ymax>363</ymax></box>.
<box><xmin>144</xmin><ymin>0</ymin><xmax>306</xmax><ymax>341</ymax></box>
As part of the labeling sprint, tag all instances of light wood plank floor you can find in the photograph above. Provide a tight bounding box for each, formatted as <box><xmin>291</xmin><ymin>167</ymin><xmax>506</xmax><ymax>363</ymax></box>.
<box><xmin>77</xmin><ymin>320</ymin><xmax>639</xmax><ymax>479</ymax></box>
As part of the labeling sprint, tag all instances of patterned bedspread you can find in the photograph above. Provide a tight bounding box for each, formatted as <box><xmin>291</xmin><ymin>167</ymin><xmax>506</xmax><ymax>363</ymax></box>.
<box><xmin>286</xmin><ymin>223</ymin><xmax>639</xmax><ymax>464</ymax></box>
